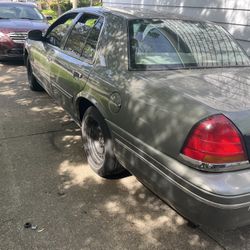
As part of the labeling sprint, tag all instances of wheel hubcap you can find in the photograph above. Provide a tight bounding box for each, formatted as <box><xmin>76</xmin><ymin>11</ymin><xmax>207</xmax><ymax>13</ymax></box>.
<box><xmin>85</xmin><ymin>118</ymin><xmax>105</xmax><ymax>165</ymax></box>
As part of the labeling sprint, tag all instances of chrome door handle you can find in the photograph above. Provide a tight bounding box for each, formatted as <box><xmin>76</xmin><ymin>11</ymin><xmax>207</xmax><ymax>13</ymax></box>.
<box><xmin>73</xmin><ymin>71</ymin><xmax>83</xmax><ymax>79</ymax></box>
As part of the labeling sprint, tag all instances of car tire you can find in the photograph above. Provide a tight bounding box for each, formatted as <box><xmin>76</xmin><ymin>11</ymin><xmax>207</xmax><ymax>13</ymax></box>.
<box><xmin>82</xmin><ymin>106</ymin><xmax>126</xmax><ymax>178</ymax></box>
<box><xmin>26</xmin><ymin>58</ymin><xmax>44</xmax><ymax>91</ymax></box>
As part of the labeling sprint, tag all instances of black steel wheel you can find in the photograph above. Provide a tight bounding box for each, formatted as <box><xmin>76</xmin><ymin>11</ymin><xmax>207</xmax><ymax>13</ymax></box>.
<box><xmin>82</xmin><ymin>106</ymin><xmax>126</xmax><ymax>178</ymax></box>
<box><xmin>26</xmin><ymin>58</ymin><xmax>44</xmax><ymax>91</ymax></box>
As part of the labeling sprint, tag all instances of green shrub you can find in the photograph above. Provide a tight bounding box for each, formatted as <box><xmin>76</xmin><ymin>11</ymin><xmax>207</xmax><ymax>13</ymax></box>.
<box><xmin>41</xmin><ymin>0</ymin><xmax>102</xmax><ymax>23</ymax></box>
<box><xmin>49</xmin><ymin>1</ymin><xmax>72</xmax><ymax>13</ymax></box>
<box><xmin>42</xmin><ymin>9</ymin><xmax>57</xmax><ymax>19</ymax></box>
<box><xmin>78</xmin><ymin>0</ymin><xmax>102</xmax><ymax>7</ymax></box>
<box><xmin>41</xmin><ymin>9</ymin><xmax>58</xmax><ymax>23</ymax></box>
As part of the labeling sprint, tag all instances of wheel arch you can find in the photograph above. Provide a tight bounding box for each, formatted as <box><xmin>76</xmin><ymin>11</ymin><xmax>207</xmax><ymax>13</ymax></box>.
<box><xmin>75</xmin><ymin>94</ymin><xmax>108</xmax><ymax>124</ymax></box>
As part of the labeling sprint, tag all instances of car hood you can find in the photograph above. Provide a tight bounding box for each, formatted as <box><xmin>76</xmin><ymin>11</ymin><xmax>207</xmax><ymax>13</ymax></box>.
<box><xmin>0</xmin><ymin>19</ymin><xmax>49</xmax><ymax>31</ymax></box>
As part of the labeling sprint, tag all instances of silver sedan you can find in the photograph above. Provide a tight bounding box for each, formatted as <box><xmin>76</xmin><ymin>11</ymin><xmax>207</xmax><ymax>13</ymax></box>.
<box><xmin>25</xmin><ymin>7</ymin><xmax>250</xmax><ymax>229</ymax></box>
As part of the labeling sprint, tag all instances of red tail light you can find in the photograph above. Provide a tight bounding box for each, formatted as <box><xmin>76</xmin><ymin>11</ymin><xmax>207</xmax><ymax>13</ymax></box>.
<box><xmin>182</xmin><ymin>114</ymin><xmax>248</xmax><ymax>164</ymax></box>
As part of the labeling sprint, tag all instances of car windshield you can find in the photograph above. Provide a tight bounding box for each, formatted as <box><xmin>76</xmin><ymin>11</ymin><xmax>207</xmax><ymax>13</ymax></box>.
<box><xmin>0</xmin><ymin>4</ymin><xmax>44</xmax><ymax>20</ymax></box>
<box><xmin>129</xmin><ymin>19</ymin><xmax>250</xmax><ymax>70</ymax></box>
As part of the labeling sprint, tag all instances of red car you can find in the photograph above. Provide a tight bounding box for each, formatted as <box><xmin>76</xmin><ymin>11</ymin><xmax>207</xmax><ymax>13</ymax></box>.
<box><xmin>0</xmin><ymin>2</ymin><xmax>49</xmax><ymax>60</ymax></box>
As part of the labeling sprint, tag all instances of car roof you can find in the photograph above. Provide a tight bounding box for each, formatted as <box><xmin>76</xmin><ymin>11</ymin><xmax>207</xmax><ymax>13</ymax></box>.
<box><xmin>73</xmin><ymin>6</ymin><xmax>206</xmax><ymax>22</ymax></box>
<box><xmin>0</xmin><ymin>1</ymin><xmax>36</xmax><ymax>7</ymax></box>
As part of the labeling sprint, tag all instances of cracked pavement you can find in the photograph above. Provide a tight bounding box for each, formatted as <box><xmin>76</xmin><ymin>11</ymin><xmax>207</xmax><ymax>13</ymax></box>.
<box><xmin>1</xmin><ymin>61</ymin><xmax>250</xmax><ymax>249</ymax></box>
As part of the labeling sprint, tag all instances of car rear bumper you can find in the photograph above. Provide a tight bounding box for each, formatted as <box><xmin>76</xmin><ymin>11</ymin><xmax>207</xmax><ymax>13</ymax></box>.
<box><xmin>138</xmin><ymin>163</ymin><xmax>250</xmax><ymax>229</ymax></box>
<box><xmin>117</xmin><ymin>142</ymin><xmax>250</xmax><ymax>229</ymax></box>
<box><xmin>110</xmin><ymin>122</ymin><xmax>250</xmax><ymax>229</ymax></box>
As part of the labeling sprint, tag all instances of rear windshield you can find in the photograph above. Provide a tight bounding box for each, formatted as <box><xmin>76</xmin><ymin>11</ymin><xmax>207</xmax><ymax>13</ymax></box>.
<box><xmin>128</xmin><ymin>19</ymin><xmax>250</xmax><ymax>70</ymax></box>
<box><xmin>0</xmin><ymin>4</ymin><xmax>44</xmax><ymax>20</ymax></box>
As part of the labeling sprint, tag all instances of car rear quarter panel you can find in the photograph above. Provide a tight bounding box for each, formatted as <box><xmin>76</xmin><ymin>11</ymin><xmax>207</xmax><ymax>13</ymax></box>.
<box><xmin>108</xmin><ymin>71</ymin><xmax>217</xmax><ymax>161</ymax></box>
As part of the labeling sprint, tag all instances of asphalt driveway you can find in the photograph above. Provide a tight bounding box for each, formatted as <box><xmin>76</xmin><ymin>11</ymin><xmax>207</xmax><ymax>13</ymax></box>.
<box><xmin>1</xmin><ymin>61</ymin><xmax>250</xmax><ymax>250</ymax></box>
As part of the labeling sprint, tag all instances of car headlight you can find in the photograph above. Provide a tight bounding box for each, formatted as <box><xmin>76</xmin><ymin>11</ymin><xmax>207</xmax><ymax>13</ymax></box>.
<box><xmin>0</xmin><ymin>32</ymin><xmax>5</xmax><ymax>39</ymax></box>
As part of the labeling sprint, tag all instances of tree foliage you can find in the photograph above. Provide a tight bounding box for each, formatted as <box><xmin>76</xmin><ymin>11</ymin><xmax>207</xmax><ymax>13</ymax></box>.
<box><xmin>39</xmin><ymin>0</ymin><xmax>102</xmax><ymax>17</ymax></box>
<box><xmin>78</xmin><ymin>0</ymin><xmax>102</xmax><ymax>7</ymax></box>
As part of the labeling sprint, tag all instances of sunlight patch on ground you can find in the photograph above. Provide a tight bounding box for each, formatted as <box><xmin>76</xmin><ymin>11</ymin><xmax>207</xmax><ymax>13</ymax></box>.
<box><xmin>0</xmin><ymin>89</ymin><xmax>17</xmax><ymax>96</ymax></box>
<box><xmin>58</xmin><ymin>160</ymin><xmax>103</xmax><ymax>189</ymax></box>
<box><xmin>31</xmin><ymin>105</ymin><xmax>63</xmax><ymax>113</ymax></box>
<box><xmin>0</xmin><ymin>75</ymin><xmax>15</xmax><ymax>83</ymax></box>
<box><xmin>105</xmin><ymin>200</ymin><xmax>126</xmax><ymax>214</ymax></box>
<box><xmin>188</xmin><ymin>234</ymin><xmax>208</xmax><ymax>248</ymax></box>
<box><xmin>128</xmin><ymin>212</ymin><xmax>184</xmax><ymax>232</ymax></box>
<box><xmin>15</xmin><ymin>98</ymin><xmax>33</xmax><ymax>106</ymax></box>
<box><xmin>60</xmin><ymin>114</ymin><xmax>73</xmax><ymax>123</ymax></box>
<box><xmin>128</xmin><ymin>214</ymin><xmax>174</xmax><ymax>246</ymax></box>
<box><xmin>124</xmin><ymin>211</ymin><xmax>193</xmax><ymax>248</ymax></box>
<box><xmin>62</xmin><ymin>135</ymin><xmax>81</xmax><ymax>148</ymax></box>
<box><xmin>119</xmin><ymin>176</ymin><xmax>142</xmax><ymax>193</ymax></box>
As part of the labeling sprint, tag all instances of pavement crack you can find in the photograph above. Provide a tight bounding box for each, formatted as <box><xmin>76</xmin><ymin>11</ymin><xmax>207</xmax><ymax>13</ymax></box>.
<box><xmin>0</xmin><ymin>129</ymin><xmax>67</xmax><ymax>141</ymax></box>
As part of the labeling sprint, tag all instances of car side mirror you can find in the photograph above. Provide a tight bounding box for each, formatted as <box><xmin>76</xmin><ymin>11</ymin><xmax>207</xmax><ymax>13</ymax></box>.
<box><xmin>45</xmin><ymin>15</ymin><xmax>53</xmax><ymax>21</ymax></box>
<box><xmin>28</xmin><ymin>30</ymin><xmax>43</xmax><ymax>41</ymax></box>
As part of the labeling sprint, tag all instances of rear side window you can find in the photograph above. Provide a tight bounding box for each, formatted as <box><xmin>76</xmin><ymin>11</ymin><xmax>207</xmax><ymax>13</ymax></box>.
<box><xmin>64</xmin><ymin>14</ymin><xmax>100</xmax><ymax>58</ymax></box>
<box><xmin>129</xmin><ymin>19</ymin><xmax>250</xmax><ymax>70</ymax></box>
<box><xmin>132</xmin><ymin>27</ymin><xmax>182</xmax><ymax>66</ymax></box>
<box><xmin>46</xmin><ymin>13</ymin><xmax>77</xmax><ymax>47</ymax></box>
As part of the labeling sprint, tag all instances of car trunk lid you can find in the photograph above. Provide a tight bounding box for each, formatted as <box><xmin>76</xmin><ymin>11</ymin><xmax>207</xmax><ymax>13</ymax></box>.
<box><xmin>134</xmin><ymin>66</ymin><xmax>250</xmax><ymax>159</ymax></box>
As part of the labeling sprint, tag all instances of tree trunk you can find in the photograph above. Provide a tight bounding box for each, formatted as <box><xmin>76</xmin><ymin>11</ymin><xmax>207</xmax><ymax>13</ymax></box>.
<box><xmin>72</xmin><ymin>0</ymin><xmax>78</xmax><ymax>9</ymax></box>
<box><xmin>57</xmin><ymin>3</ymin><xmax>62</xmax><ymax>16</ymax></box>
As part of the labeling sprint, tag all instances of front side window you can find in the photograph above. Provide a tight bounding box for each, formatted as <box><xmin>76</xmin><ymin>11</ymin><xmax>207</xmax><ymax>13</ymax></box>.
<box><xmin>46</xmin><ymin>13</ymin><xmax>77</xmax><ymax>47</ymax></box>
<box><xmin>129</xmin><ymin>19</ymin><xmax>250</xmax><ymax>70</ymax></box>
<box><xmin>64</xmin><ymin>14</ymin><xmax>99</xmax><ymax>57</ymax></box>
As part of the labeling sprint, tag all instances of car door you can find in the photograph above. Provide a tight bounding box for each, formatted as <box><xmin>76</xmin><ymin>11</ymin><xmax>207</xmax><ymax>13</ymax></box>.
<box><xmin>29</xmin><ymin>36</ymin><xmax>51</xmax><ymax>93</ymax></box>
<box><xmin>31</xmin><ymin>12</ymin><xmax>79</xmax><ymax>95</ymax></box>
<box><xmin>50</xmin><ymin>13</ymin><xmax>104</xmax><ymax>120</ymax></box>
